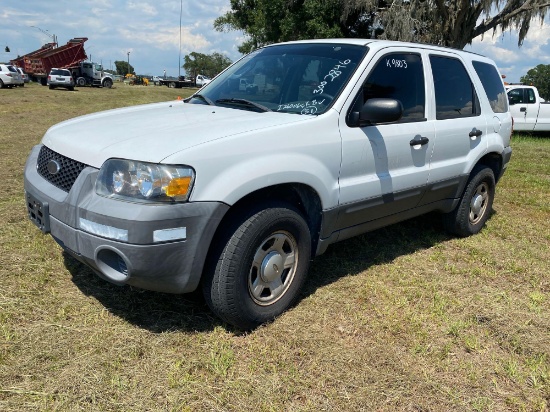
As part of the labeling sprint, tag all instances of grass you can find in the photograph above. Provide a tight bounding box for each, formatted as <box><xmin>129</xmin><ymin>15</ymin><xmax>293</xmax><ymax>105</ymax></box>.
<box><xmin>1</xmin><ymin>83</ymin><xmax>549</xmax><ymax>411</ymax></box>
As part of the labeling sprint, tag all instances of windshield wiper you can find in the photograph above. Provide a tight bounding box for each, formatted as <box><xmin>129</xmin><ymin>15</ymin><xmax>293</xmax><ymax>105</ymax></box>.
<box><xmin>190</xmin><ymin>94</ymin><xmax>215</xmax><ymax>106</ymax></box>
<box><xmin>215</xmin><ymin>98</ymin><xmax>272</xmax><ymax>112</ymax></box>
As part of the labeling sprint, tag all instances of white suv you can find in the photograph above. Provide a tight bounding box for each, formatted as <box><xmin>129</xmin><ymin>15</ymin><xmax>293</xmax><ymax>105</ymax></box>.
<box><xmin>48</xmin><ymin>68</ymin><xmax>74</xmax><ymax>91</ymax></box>
<box><xmin>0</xmin><ymin>64</ymin><xmax>23</xmax><ymax>88</ymax></box>
<box><xmin>24</xmin><ymin>39</ymin><xmax>512</xmax><ymax>329</ymax></box>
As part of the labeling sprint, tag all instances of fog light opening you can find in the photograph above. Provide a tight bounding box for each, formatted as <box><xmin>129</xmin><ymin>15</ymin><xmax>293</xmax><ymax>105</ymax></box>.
<box><xmin>96</xmin><ymin>248</ymin><xmax>130</xmax><ymax>283</ymax></box>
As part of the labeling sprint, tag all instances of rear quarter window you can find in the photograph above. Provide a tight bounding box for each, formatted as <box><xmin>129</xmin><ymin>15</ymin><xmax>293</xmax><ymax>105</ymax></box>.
<box><xmin>472</xmin><ymin>61</ymin><xmax>508</xmax><ymax>113</ymax></box>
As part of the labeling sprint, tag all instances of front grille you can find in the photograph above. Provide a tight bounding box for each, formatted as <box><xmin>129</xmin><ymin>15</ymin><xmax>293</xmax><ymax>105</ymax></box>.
<box><xmin>37</xmin><ymin>145</ymin><xmax>89</xmax><ymax>192</ymax></box>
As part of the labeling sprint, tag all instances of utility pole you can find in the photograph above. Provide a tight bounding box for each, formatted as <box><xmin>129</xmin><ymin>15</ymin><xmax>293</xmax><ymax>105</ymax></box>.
<box><xmin>127</xmin><ymin>51</ymin><xmax>130</xmax><ymax>76</ymax></box>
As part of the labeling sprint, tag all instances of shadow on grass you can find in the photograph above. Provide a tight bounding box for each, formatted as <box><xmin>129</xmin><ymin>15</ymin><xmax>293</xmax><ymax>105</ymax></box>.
<box><xmin>64</xmin><ymin>211</ymin><xmax>485</xmax><ymax>333</ymax></box>
<box><xmin>65</xmin><ymin>254</ymin><xmax>221</xmax><ymax>333</ymax></box>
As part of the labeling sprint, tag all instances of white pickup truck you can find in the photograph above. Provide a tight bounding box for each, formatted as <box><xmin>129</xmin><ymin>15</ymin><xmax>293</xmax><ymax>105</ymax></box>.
<box><xmin>506</xmin><ymin>85</ymin><xmax>550</xmax><ymax>131</ymax></box>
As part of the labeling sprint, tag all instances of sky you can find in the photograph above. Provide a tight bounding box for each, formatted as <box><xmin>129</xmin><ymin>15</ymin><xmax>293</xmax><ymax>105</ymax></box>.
<box><xmin>1</xmin><ymin>0</ymin><xmax>550</xmax><ymax>82</ymax></box>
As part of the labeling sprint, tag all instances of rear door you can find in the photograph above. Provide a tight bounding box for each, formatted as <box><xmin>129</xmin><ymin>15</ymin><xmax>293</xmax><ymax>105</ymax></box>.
<box><xmin>419</xmin><ymin>52</ymin><xmax>487</xmax><ymax>206</ymax></box>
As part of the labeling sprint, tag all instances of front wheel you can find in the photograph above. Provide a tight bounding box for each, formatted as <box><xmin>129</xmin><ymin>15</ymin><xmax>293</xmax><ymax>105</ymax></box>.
<box><xmin>203</xmin><ymin>203</ymin><xmax>311</xmax><ymax>330</ymax></box>
<box><xmin>102</xmin><ymin>78</ymin><xmax>113</xmax><ymax>88</ymax></box>
<box><xmin>443</xmin><ymin>165</ymin><xmax>495</xmax><ymax>237</ymax></box>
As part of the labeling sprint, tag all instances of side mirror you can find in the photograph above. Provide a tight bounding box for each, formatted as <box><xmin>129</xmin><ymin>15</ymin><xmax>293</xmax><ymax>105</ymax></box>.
<box><xmin>358</xmin><ymin>98</ymin><xmax>403</xmax><ymax>126</ymax></box>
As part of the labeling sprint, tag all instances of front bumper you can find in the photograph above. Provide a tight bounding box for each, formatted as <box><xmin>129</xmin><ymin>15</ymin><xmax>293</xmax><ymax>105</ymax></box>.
<box><xmin>24</xmin><ymin>144</ymin><xmax>229</xmax><ymax>293</ymax></box>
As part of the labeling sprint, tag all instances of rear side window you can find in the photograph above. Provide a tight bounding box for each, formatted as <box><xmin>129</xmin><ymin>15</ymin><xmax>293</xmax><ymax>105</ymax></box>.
<box><xmin>472</xmin><ymin>61</ymin><xmax>507</xmax><ymax>113</ymax></box>
<box><xmin>430</xmin><ymin>56</ymin><xmax>479</xmax><ymax>120</ymax></box>
<box><xmin>359</xmin><ymin>52</ymin><xmax>426</xmax><ymax>122</ymax></box>
<box><xmin>51</xmin><ymin>69</ymin><xmax>71</xmax><ymax>76</ymax></box>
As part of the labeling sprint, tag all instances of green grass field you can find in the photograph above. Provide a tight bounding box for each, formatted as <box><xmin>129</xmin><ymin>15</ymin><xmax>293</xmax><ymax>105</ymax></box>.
<box><xmin>1</xmin><ymin>83</ymin><xmax>549</xmax><ymax>411</ymax></box>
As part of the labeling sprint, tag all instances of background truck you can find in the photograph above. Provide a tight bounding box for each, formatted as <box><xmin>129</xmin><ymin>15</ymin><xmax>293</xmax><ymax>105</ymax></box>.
<box><xmin>10</xmin><ymin>37</ymin><xmax>112</xmax><ymax>88</ymax></box>
<box><xmin>159</xmin><ymin>74</ymin><xmax>210</xmax><ymax>88</ymax></box>
<box><xmin>506</xmin><ymin>85</ymin><xmax>550</xmax><ymax>131</ymax></box>
<box><xmin>72</xmin><ymin>62</ymin><xmax>114</xmax><ymax>88</ymax></box>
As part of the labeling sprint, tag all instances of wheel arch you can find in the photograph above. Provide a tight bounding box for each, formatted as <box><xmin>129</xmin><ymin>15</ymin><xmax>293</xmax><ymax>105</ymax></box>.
<box><xmin>474</xmin><ymin>152</ymin><xmax>503</xmax><ymax>183</ymax></box>
<box><xmin>209</xmin><ymin>183</ymin><xmax>323</xmax><ymax>262</ymax></box>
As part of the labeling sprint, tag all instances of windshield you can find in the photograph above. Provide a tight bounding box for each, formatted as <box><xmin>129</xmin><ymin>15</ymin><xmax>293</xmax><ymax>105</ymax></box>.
<box><xmin>188</xmin><ymin>43</ymin><xmax>367</xmax><ymax>115</ymax></box>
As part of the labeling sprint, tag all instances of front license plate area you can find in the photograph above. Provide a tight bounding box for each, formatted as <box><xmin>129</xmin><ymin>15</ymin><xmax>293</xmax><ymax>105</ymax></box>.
<box><xmin>26</xmin><ymin>191</ymin><xmax>51</xmax><ymax>233</ymax></box>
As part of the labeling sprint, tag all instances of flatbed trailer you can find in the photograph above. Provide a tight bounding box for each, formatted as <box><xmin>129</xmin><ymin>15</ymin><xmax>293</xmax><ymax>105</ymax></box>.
<box><xmin>158</xmin><ymin>77</ymin><xmax>196</xmax><ymax>88</ymax></box>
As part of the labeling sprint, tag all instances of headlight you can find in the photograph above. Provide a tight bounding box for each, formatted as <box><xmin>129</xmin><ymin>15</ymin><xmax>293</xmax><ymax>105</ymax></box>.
<box><xmin>96</xmin><ymin>159</ymin><xmax>195</xmax><ymax>203</ymax></box>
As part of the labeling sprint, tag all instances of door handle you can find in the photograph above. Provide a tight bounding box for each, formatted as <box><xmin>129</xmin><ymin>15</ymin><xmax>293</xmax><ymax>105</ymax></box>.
<box><xmin>410</xmin><ymin>136</ymin><xmax>429</xmax><ymax>146</ymax></box>
<box><xmin>469</xmin><ymin>130</ymin><xmax>483</xmax><ymax>138</ymax></box>
<box><xmin>520</xmin><ymin>107</ymin><xmax>527</xmax><ymax>112</ymax></box>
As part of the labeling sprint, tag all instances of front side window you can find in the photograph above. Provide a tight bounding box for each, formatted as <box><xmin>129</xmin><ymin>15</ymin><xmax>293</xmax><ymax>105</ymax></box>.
<box><xmin>472</xmin><ymin>60</ymin><xmax>507</xmax><ymax>113</ymax></box>
<box><xmin>187</xmin><ymin>43</ymin><xmax>368</xmax><ymax>115</ymax></box>
<box><xmin>357</xmin><ymin>52</ymin><xmax>426</xmax><ymax>122</ymax></box>
<box><xmin>507</xmin><ymin>88</ymin><xmax>524</xmax><ymax>104</ymax></box>
<box><xmin>430</xmin><ymin>56</ymin><xmax>480</xmax><ymax>120</ymax></box>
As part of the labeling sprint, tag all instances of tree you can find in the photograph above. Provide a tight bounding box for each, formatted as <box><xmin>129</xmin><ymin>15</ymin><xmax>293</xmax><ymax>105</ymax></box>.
<box><xmin>378</xmin><ymin>0</ymin><xmax>550</xmax><ymax>48</ymax></box>
<box><xmin>215</xmin><ymin>0</ymin><xmax>382</xmax><ymax>54</ymax></box>
<box><xmin>182</xmin><ymin>52</ymin><xmax>232</xmax><ymax>79</ymax></box>
<box><xmin>114</xmin><ymin>60</ymin><xmax>134</xmax><ymax>76</ymax></box>
<box><xmin>215</xmin><ymin>0</ymin><xmax>550</xmax><ymax>53</ymax></box>
<box><xmin>5</xmin><ymin>46</ymin><xmax>10</xmax><ymax>53</ymax></box>
<box><xmin>520</xmin><ymin>64</ymin><xmax>550</xmax><ymax>100</ymax></box>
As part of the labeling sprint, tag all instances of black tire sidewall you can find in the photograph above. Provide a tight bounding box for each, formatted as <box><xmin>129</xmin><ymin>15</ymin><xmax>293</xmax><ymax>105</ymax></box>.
<box><xmin>449</xmin><ymin>166</ymin><xmax>495</xmax><ymax>236</ymax></box>
<box><xmin>209</xmin><ymin>204</ymin><xmax>311</xmax><ymax>329</ymax></box>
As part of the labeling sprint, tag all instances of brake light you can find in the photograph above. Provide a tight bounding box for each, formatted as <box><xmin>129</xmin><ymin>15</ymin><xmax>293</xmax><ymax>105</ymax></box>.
<box><xmin>48</xmin><ymin>75</ymin><xmax>51</xmax><ymax>81</ymax></box>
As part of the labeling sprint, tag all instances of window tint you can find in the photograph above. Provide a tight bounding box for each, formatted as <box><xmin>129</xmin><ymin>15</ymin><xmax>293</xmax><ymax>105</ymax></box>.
<box><xmin>51</xmin><ymin>69</ymin><xmax>71</xmax><ymax>76</ymax></box>
<box><xmin>472</xmin><ymin>61</ymin><xmax>507</xmax><ymax>113</ymax></box>
<box><xmin>430</xmin><ymin>56</ymin><xmax>479</xmax><ymax>120</ymax></box>
<box><xmin>507</xmin><ymin>88</ymin><xmax>524</xmax><ymax>104</ymax></box>
<box><xmin>358</xmin><ymin>53</ymin><xmax>425</xmax><ymax>122</ymax></box>
<box><xmin>527</xmin><ymin>88</ymin><xmax>536</xmax><ymax>103</ymax></box>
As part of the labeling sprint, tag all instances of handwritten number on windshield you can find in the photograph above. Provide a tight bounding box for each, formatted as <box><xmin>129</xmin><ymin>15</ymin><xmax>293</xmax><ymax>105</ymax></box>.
<box><xmin>313</xmin><ymin>59</ymin><xmax>351</xmax><ymax>95</ymax></box>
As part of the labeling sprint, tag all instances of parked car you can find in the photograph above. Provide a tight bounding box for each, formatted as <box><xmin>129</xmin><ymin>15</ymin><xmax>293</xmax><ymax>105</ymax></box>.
<box><xmin>0</xmin><ymin>64</ymin><xmax>23</xmax><ymax>88</ymax></box>
<box><xmin>16</xmin><ymin>67</ymin><xmax>29</xmax><ymax>84</ymax></box>
<box><xmin>47</xmin><ymin>68</ymin><xmax>75</xmax><ymax>91</ymax></box>
<box><xmin>24</xmin><ymin>39</ymin><xmax>512</xmax><ymax>330</ymax></box>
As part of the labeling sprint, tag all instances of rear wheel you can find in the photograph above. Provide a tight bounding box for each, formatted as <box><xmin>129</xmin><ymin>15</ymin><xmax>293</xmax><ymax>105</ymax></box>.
<box><xmin>203</xmin><ymin>203</ymin><xmax>311</xmax><ymax>330</ymax></box>
<box><xmin>0</xmin><ymin>79</ymin><xmax>4</xmax><ymax>89</ymax></box>
<box><xmin>168</xmin><ymin>82</ymin><xmax>176</xmax><ymax>88</ymax></box>
<box><xmin>76</xmin><ymin>77</ymin><xmax>86</xmax><ymax>87</ymax></box>
<box><xmin>443</xmin><ymin>165</ymin><xmax>495</xmax><ymax>237</ymax></box>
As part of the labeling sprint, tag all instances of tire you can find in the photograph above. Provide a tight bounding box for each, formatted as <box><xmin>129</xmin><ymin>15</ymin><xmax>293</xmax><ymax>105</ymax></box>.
<box><xmin>202</xmin><ymin>203</ymin><xmax>312</xmax><ymax>330</ymax></box>
<box><xmin>76</xmin><ymin>77</ymin><xmax>86</xmax><ymax>87</ymax></box>
<box><xmin>169</xmin><ymin>82</ymin><xmax>176</xmax><ymax>88</ymax></box>
<box><xmin>443</xmin><ymin>165</ymin><xmax>495</xmax><ymax>237</ymax></box>
<box><xmin>103</xmin><ymin>78</ymin><xmax>113</xmax><ymax>89</ymax></box>
<box><xmin>0</xmin><ymin>79</ymin><xmax>4</xmax><ymax>89</ymax></box>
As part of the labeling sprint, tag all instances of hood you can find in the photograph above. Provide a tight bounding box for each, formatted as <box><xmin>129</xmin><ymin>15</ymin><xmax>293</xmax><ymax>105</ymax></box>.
<box><xmin>42</xmin><ymin>101</ymin><xmax>310</xmax><ymax>167</ymax></box>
